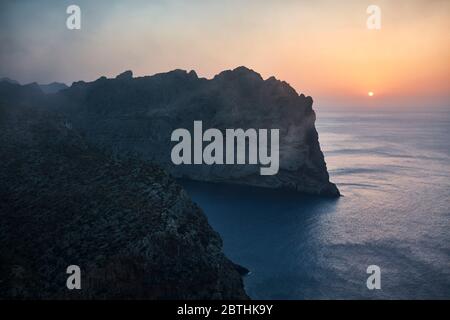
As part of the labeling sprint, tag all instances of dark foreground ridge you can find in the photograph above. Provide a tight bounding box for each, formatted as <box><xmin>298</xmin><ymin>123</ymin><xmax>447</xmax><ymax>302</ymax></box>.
<box><xmin>51</xmin><ymin>67</ymin><xmax>339</xmax><ymax>197</ymax></box>
<box><xmin>0</xmin><ymin>83</ymin><xmax>248</xmax><ymax>299</ymax></box>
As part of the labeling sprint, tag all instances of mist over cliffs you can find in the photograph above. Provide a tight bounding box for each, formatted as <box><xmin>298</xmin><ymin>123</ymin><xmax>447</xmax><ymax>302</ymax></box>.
<box><xmin>52</xmin><ymin>67</ymin><xmax>339</xmax><ymax>197</ymax></box>
<box><xmin>39</xmin><ymin>82</ymin><xmax>68</xmax><ymax>94</ymax></box>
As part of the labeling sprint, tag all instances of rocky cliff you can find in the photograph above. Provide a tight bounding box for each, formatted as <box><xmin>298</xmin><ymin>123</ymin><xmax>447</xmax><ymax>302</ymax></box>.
<box><xmin>0</xmin><ymin>82</ymin><xmax>248</xmax><ymax>299</ymax></box>
<box><xmin>54</xmin><ymin>67</ymin><xmax>339</xmax><ymax>197</ymax></box>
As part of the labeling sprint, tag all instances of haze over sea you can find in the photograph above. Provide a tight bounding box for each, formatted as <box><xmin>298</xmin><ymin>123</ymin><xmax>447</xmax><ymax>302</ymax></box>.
<box><xmin>182</xmin><ymin>109</ymin><xmax>450</xmax><ymax>299</ymax></box>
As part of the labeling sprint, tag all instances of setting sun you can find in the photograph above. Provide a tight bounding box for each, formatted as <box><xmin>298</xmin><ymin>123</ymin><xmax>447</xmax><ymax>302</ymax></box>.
<box><xmin>368</xmin><ymin>92</ymin><xmax>374</xmax><ymax>97</ymax></box>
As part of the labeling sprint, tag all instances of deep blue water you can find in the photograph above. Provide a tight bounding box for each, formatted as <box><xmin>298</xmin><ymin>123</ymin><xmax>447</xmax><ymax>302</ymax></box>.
<box><xmin>182</xmin><ymin>110</ymin><xmax>450</xmax><ymax>299</ymax></box>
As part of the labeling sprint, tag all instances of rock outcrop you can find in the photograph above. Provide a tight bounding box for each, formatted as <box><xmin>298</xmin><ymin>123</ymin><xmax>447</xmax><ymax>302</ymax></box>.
<box><xmin>0</xmin><ymin>83</ymin><xmax>248</xmax><ymax>299</ymax></box>
<box><xmin>54</xmin><ymin>67</ymin><xmax>339</xmax><ymax>197</ymax></box>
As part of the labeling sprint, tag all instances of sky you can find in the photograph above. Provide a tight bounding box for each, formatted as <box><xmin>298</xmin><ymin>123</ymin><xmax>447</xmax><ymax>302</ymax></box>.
<box><xmin>0</xmin><ymin>0</ymin><xmax>449</xmax><ymax>110</ymax></box>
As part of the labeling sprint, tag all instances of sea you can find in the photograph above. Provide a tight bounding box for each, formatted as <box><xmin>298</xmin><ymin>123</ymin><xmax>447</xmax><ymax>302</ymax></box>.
<box><xmin>182</xmin><ymin>110</ymin><xmax>450</xmax><ymax>299</ymax></box>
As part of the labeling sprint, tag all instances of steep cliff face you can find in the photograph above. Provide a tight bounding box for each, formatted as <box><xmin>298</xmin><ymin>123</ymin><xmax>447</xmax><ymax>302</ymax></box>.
<box><xmin>55</xmin><ymin>67</ymin><xmax>339</xmax><ymax>197</ymax></box>
<box><xmin>0</xmin><ymin>84</ymin><xmax>248</xmax><ymax>299</ymax></box>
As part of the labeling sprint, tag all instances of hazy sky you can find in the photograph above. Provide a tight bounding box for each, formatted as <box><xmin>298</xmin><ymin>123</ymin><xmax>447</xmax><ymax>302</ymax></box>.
<box><xmin>0</xmin><ymin>0</ymin><xmax>449</xmax><ymax>109</ymax></box>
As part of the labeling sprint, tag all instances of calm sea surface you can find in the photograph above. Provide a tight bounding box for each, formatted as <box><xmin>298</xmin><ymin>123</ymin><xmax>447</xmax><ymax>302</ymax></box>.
<box><xmin>182</xmin><ymin>110</ymin><xmax>450</xmax><ymax>299</ymax></box>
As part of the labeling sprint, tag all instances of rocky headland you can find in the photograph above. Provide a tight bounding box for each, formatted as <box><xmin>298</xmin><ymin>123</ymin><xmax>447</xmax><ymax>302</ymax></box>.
<box><xmin>53</xmin><ymin>67</ymin><xmax>339</xmax><ymax>197</ymax></box>
<box><xmin>0</xmin><ymin>82</ymin><xmax>248</xmax><ymax>299</ymax></box>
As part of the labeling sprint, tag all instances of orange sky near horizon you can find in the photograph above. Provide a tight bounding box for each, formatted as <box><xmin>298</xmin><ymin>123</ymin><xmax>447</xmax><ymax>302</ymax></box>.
<box><xmin>1</xmin><ymin>0</ymin><xmax>449</xmax><ymax>109</ymax></box>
